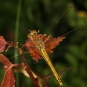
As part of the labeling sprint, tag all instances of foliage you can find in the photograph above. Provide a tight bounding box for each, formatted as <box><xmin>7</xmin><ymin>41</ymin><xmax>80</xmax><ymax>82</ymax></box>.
<box><xmin>0</xmin><ymin>0</ymin><xmax>87</xmax><ymax>87</ymax></box>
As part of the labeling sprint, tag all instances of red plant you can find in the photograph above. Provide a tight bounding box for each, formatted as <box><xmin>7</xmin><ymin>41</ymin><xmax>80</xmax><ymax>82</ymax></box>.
<box><xmin>0</xmin><ymin>54</ymin><xmax>15</xmax><ymax>87</ymax></box>
<box><xmin>0</xmin><ymin>36</ymin><xmax>7</xmax><ymax>52</ymax></box>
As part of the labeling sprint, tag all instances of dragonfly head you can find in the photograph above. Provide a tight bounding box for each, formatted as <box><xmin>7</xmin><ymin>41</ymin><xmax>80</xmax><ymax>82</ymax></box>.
<box><xmin>27</xmin><ymin>30</ymin><xmax>40</xmax><ymax>38</ymax></box>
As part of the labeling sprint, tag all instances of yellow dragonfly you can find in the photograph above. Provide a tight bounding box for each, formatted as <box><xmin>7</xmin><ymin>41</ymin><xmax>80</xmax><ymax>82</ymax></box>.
<box><xmin>24</xmin><ymin>30</ymin><xmax>65</xmax><ymax>86</ymax></box>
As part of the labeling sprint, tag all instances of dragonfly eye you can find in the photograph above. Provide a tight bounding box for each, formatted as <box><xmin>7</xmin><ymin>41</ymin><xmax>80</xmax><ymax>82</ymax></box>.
<box><xmin>33</xmin><ymin>30</ymin><xmax>37</xmax><ymax>35</ymax></box>
<box><xmin>33</xmin><ymin>32</ymin><xmax>37</xmax><ymax>35</ymax></box>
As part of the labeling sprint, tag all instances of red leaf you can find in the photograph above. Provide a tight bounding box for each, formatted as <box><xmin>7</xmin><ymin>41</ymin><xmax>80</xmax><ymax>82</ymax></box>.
<box><xmin>0</xmin><ymin>54</ymin><xmax>15</xmax><ymax>87</ymax></box>
<box><xmin>0</xmin><ymin>36</ymin><xmax>7</xmax><ymax>52</ymax></box>
<box><xmin>24</xmin><ymin>30</ymin><xmax>65</xmax><ymax>62</ymax></box>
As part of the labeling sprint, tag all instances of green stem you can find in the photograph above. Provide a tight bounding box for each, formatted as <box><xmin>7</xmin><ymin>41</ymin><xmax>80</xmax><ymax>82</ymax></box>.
<box><xmin>14</xmin><ymin>0</ymin><xmax>22</xmax><ymax>87</ymax></box>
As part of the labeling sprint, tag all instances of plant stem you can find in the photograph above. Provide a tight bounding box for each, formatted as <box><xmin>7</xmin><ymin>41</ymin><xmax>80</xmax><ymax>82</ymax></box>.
<box><xmin>21</xmin><ymin>52</ymin><xmax>40</xmax><ymax>87</ymax></box>
<box><xmin>14</xmin><ymin>0</ymin><xmax>22</xmax><ymax>87</ymax></box>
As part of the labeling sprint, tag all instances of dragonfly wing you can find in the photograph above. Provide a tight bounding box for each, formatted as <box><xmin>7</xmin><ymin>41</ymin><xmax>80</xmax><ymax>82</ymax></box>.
<box><xmin>25</xmin><ymin>40</ymin><xmax>42</xmax><ymax>62</ymax></box>
<box><xmin>45</xmin><ymin>36</ymin><xmax>65</xmax><ymax>54</ymax></box>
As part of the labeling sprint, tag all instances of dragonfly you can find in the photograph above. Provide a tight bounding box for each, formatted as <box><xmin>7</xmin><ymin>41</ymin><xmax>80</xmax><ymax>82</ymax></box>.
<box><xmin>22</xmin><ymin>30</ymin><xmax>65</xmax><ymax>86</ymax></box>
<box><xmin>21</xmin><ymin>25</ymin><xmax>83</xmax><ymax>85</ymax></box>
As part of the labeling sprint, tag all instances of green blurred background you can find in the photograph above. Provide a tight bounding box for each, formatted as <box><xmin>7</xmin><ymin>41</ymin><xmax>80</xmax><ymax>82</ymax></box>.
<box><xmin>0</xmin><ymin>0</ymin><xmax>87</xmax><ymax>87</ymax></box>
